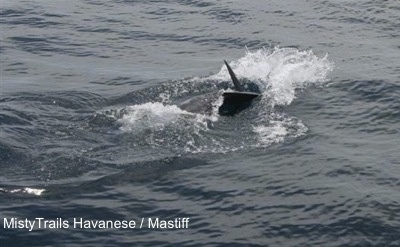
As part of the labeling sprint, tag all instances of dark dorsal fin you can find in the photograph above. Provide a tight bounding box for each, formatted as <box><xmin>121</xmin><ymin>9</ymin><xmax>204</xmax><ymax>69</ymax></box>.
<box><xmin>224</xmin><ymin>60</ymin><xmax>243</xmax><ymax>92</ymax></box>
<box><xmin>219</xmin><ymin>91</ymin><xmax>260</xmax><ymax>116</ymax></box>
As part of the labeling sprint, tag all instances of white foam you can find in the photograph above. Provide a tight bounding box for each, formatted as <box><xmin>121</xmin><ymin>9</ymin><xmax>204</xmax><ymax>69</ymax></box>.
<box><xmin>118</xmin><ymin>102</ymin><xmax>190</xmax><ymax>131</ymax></box>
<box><xmin>116</xmin><ymin>102</ymin><xmax>218</xmax><ymax>132</ymax></box>
<box><xmin>253</xmin><ymin>122</ymin><xmax>289</xmax><ymax>146</ymax></box>
<box><xmin>0</xmin><ymin>187</ymin><xmax>45</xmax><ymax>196</ymax></box>
<box><xmin>253</xmin><ymin>113</ymin><xmax>308</xmax><ymax>147</ymax></box>
<box><xmin>209</xmin><ymin>47</ymin><xmax>333</xmax><ymax>106</ymax></box>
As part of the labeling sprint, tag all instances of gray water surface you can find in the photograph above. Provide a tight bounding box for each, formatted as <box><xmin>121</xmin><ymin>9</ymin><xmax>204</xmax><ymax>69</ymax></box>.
<box><xmin>1</xmin><ymin>0</ymin><xmax>399</xmax><ymax>246</ymax></box>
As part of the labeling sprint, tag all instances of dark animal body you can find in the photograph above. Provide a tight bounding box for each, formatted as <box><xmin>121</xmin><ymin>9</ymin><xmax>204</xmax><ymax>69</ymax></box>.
<box><xmin>179</xmin><ymin>60</ymin><xmax>260</xmax><ymax>116</ymax></box>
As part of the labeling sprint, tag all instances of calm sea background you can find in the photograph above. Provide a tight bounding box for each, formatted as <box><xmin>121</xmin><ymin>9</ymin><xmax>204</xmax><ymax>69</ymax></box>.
<box><xmin>1</xmin><ymin>0</ymin><xmax>399</xmax><ymax>246</ymax></box>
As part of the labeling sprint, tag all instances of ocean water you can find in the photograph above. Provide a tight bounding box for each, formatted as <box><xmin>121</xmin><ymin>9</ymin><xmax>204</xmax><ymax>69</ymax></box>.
<box><xmin>1</xmin><ymin>0</ymin><xmax>399</xmax><ymax>246</ymax></box>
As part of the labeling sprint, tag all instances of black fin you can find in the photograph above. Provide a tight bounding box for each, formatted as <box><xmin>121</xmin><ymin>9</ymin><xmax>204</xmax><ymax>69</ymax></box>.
<box><xmin>224</xmin><ymin>60</ymin><xmax>243</xmax><ymax>92</ymax></box>
<box><xmin>218</xmin><ymin>91</ymin><xmax>260</xmax><ymax>116</ymax></box>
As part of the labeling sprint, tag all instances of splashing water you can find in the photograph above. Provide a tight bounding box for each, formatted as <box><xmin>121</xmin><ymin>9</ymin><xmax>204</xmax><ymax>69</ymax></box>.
<box><xmin>97</xmin><ymin>47</ymin><xmax>333</xmax><ymax>152</ymax></box>
<box><xmin>253</xmin><ymin>112</ymin><xmax>309</xmax><ymax>147</ymax></box>
<box><xmin>112</xmin><ymin>102</ymin><xmax>221</xmax><ymax>153</ymax></box>
<box><xmin>117</xmin><ymin>102</ymin><xmax>219</xmax><ymax>131</ymax></box>
<box><xmin>210</xmin><ymin>47</ymin><xmax>334</xmax><ymax>106</ymax></box>
<box><xmin>205</xmin><ymin>47</ymin><xmax>333</xmax><ymax>148</ymax></box>
<box><xmin>118</xmin><ymin>102</ymin><xmax>196</xmax><ymax>132</ymax></box>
